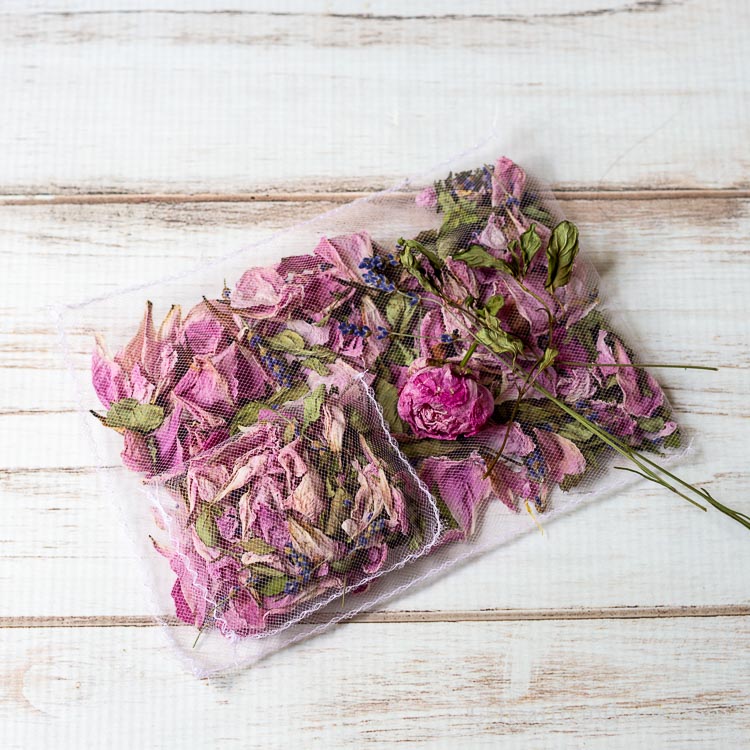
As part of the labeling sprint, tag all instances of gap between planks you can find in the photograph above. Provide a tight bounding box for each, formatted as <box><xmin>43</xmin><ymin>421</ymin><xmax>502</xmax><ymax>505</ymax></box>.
<box><xmin>2</xmin><ymin>605</ymin><xmax>749</xmax><ymax>629</ymax></box>
<box><xmin>1</xmin><ymin>189</ymin><xmax>749</xmax><ymax>207</ymax></box>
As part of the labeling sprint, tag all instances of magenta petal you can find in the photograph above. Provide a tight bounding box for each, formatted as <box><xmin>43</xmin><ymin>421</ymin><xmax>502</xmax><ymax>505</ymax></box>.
<box><xmin>534</xmin><ymin>429</ymin><xmax>586</xmax><ymax>484</ymax></box>
<box><xmin>488</xmin><ymin>462</ymin><xmax>539</xmax><ymax>511</ymax></box>
<box><xmin>473</xmin><ymin>421</ymin><xmax>535</xmax><ymax>458</ymax></box>
<box><xmin>152</xmin><ymin>406</ymin><xmax>184</xmax><ymax>476</ymax></box>
<box><xmin>91</xmin><ymin>341</ymin><xmax>127</xmax><ymax>408</ymax></box>
<box><xmin>120</xmin><ymin>431</ymin><xmax>155</xmax><ymax>475</ymax></box>
<box><xmin>314</xmin><ymin>232</ymin><xmax>373</xmax><ymax>281</ymax></box>
<box><xmin>415</xmin><ymin>186</ymin><xmax>437</xmax><ymax>209</ymax></box>
<box><xmin>419</xmin><ymin>454</ymin><xmax>491</xmax><ymax>538</ymax></box>
<box><xmin>233</xmin><ymin>266</ymin><xmax>304</xmax><ymax>319</ymax></box>
<box><xmin>171</xmin><ymin>578</ymin><xmax>195</xmax><ymax>625</ymax></box>
<box><xmin>492</xmin><ymin>156</ymin><xmax>527</xmax><ymax>207</ymax></box>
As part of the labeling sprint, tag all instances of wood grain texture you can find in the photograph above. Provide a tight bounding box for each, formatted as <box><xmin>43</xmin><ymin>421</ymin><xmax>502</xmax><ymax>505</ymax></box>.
<box><xmin>2</xmin><ymin>619</ymin><xmax>750</xmax><ymax>748</ymax></box>
<box><xmin>1</xmin><ymin>0</ymin><xmax>749</xmax><ymax>193</ymax></box>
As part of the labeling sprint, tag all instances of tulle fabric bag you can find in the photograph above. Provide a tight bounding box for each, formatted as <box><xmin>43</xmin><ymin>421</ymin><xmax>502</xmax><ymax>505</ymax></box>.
<box><xmin>55</xmin><ymin>137</ymin><xmax>687</xmax><ymax>675</ymax></box>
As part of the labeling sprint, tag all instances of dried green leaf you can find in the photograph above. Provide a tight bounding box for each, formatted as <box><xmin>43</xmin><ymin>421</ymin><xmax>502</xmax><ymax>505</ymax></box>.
<box><xmin>230</xmin><ymin>401</ymin><xmax>266</xmax><ymax>434</ymax></box>
<box><xmin>638</xmin><ymin>416</ymin><xmax>666</xmax><ymax>433</ymax></box>
<box><xmin>664</xmin><ymin>430</ymin><xmax>682</xmax><ymax>449</ymax></box>
<box><xmin>557</xmin><ymin>419</ymin><xmax>595</xmax><ymax>443</ymax></box>
<box><xmin>105</xmin><ymin>398</ymin><xmax>164</xmax><ymax>434</ymax></box>
<box><xmin>249</xmin><ymin>563</ymin><xmax>289</xmax><ymax>597</ymax></box>
<box><xmin>386</xmin><ymin>294</ymin><xmax>417</xmax><ymax>333</ymax></box>
<box><xmin>301</xmin><ymin>357</ymin><xmax>330</xmax><ymax>376</ymax></box>
<box><xmin>238</xmin><ymin>538</ymin><xmax>277</xmax><ymax>555</ymax></box>
<box><xmin>538</xmin><ymin>346</ymin><xmax>559</xmax><ymax>372</ymax></box>
<box><xmin>545</xmin><ymin>220</ymin><xmax>580</xmax><ymax>292</ymax></box>
<box><xmin>302</xmin><ymin>384</ymin><xmax>326</xmax><ymax>430</ymax></box>
<box><xmin>268</xmin><ymin>381</ymin><xmax>310</xmax><ymax>406</ymax></box>
<box><xmin>452</xmin><ymin>245</ymin><xmax>514</xmax><ymax>276</ymax></box>
<box><xmin>195</xmin><ymin>505</ymin><xmax>219</xmax><ymax>548</ymax></box>
<box><xmin>520</xmin><ymin>224</ymin><xmax>542</xmax><ymax>274</ymax></box>
<box><xmin>385</xmin><ymin>338</ymin><xmax>417</xmax><ymax>366</ymax></box>
<box><xmin>307</xmin><ymin>345</ymin><xmax>338</xmax><ymax>363</ymax></box>
<box><xmin>523</xmin><ymin>205</ymin><xmax>554</xmax><ymax>226</ymax></box>
<box><xmin>474</xmin><ymin>312</ymin><xmax>524</xmax><ymax>358</ymax></box>
<box><xmin>483</xmin><ymin>294</ymin><xmax>505</xmax><ymax>317</ymax></box>
<box><xmin>282</xmin><ymin>420</ymin><xmax>297</xmax><ymax>444</ymax></box>
<box><xmin>374</xmin><ymin>377</ymin><xmax>407</xmax><ymax>433</ymax></box>
<box><xmin>431</xmin><ymin>484</ymin><xmax>459</xmax><ymax>532</ymax></box>
<box><xmin>399</xmin><ymin>439</ymin><xmax>464</xmax><ymax>459</ymax></box>
<box><xmin>325</xmin><ymin>486</ymin><xmax>350</xmax><ymax>537</ymax></box>
<box><xmin>267</xmin><ymin>330</ymin><xmax>306</xmax><ymax>353</ymax></box>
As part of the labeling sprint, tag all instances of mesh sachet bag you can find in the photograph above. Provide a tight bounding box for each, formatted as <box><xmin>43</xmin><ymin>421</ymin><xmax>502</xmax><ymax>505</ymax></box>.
<box><xmin>56</xmin><ymin>143</ymin><xmax>696</xmax><ymax>676</ymax></box>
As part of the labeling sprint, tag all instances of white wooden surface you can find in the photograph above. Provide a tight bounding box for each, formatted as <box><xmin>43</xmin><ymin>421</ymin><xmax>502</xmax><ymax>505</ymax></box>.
<box><xmin>1</xmin><ymin>2</ymin><xmax>749</xmax><ymax>747</ymax></box>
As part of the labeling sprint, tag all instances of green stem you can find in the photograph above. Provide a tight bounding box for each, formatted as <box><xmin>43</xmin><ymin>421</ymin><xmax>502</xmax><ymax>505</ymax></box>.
<box><xmin>519</xmin><ymin>374</ymin><xmax>714</xmax><ymax>512</ymax></box>
<box><xmin>558</xmin><ymin>361</ymin><xmax>718</xmax><ymax>372</ymax></box>
<box><xmin>459</xmin><ymin>341</ymin><xmax>478</xmax><ymax>368</ymax></box>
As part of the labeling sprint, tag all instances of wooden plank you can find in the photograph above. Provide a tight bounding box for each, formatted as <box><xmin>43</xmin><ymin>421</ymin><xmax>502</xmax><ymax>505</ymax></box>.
<box><xmin>1</xmin><ymin>618</ymin><xmax>748</xmax><ymax>747</ymax></box>
<box><xmin>2</xmin><ymin>1</ymin><xmax>660</xmax><ymax>16</ymax></box>
<box><xmin>0</xmin><ymin>0</ymin><xmax>748</xmax><ymax>193</ymax></box>
<box><xmin>3</xmin><ymin>189</ymin><xmax>750</xmax><ymax>207</ymax></box>
<box><xmin>3</xmin><ymin>605</ymin><xmax>750</xmax><ymax>629</ymax></box>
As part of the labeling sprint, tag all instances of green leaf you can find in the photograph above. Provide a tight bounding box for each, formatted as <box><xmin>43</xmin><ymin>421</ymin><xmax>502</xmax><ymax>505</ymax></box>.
<box><xmin>374</xmin><ymin>377</ymin><xmax>407</xmax><ymax>433</ymax></box>
<box><xmin>385</xmin><ymin>338</ymin><xmax>416</xmax><ymax>366</ymax></box>
<box><xmin>483</xmin><ymin>293</ymin><xmax>505</xmax><ymax>317</ymax></box>
<box><xmin>453</xmin><ymin>245</ymin><xmax>514</xmax><ymax>276</ymax></box>
<box><xmin>329</xmin><ymin>555</ymin><xmax>359</xmax><ymax>574</ymax></box>
<box><xmin>259</xmin><ymin>576</ymin><xmax>288</xmax><ymax>597</ymax></box>
<box><xmin>146</xmin><ymin>436</ymin><xmax>158</xmax><ymax>467</ymax></box>
<box><xmin>664</xmin><ymin>429</ymin><xmax>682</xmax><ymax>449</ymax></box>
<box><xmin>520</xmin><ymin>224</ymin><xmax>542</xmax><ymax>274</ymax></box>
<box><xmin>476</xmin><ymin>327</ymin><xmax>524</xmax><ymax>358</ymax></box>
<box><xmin>418</xmin><ymin>243</ymin><xmax>444</xmax><ymax>270</ymax></box>
<box><xmin>302</xmin><ymin>384</ymin><xmax>326</xmax><ymax>430</ymax></box>
<box><xmin>566</xmin><ymin>310</ymin><xmax>607</xmax><ymax>359</ymax></box>
<box><xmin>557</xmin><ymin>419</ymin><xmax>595</xmax><ymax>443</ymax></box>
<box><xmin>386</xmin><ymin>294</ymin><xmax>417</xmax><ymax>333</ymax></box>
<box><xmin>105</xmin><ymin>398</ymin><xmax>164</xmax><ymax>434</ymax></box>
<box><xmin>398</xmin><ymin>241</ymin><xmax>439</xmax><ymax>294</ymax></box>
<box><xmin>436</xmin><ymin>225</ymin><xmax>476</xmax><ymax>259</ymax></box>
<box><xmin>230</xmin><ymin>401</ymin><xmax>266</xmax><ymax>435</ymax></box>
<box><xmin>249</xmin><ymin>563</ymin><xmax>289</xmax><ymax>597</ymax></box>
<box><xmin>494</xmin><ymin>398</ymin><xmax>566</xmax><ymax>426</ymax></box>
<box><xmin>638</xmin><ymin>416</ymin><xmax>666</xmax><ymax>433</ymax></box>
<box><xmin>407</xmin><ymin>514</ymin><xmax>426</xmax><ymax>551</ymax></box>
<box><xmin>438</xmin><ymin>195</ymin><xmax>479</xmax><ymax>236</ymax></box>
<box><xmin>431</xmin><ymin>485</ymin><xmax>459</xmax><ymax>532</ymax></box>
<box><xmin>346</xmin><ymin>406</ymin><xmax>371</xmax><ymax>435</ymax></box>
<box><xmin>325</xmin><ymin>486</ymin><xmax>350</xmax><ymax>536</ymax></box>
<box><xmin>307</xmin><ymin>345</ymin><xmax>338</xmax><ymax>363</ymax></box>
<box><xmin>545</xmin><ymin>220</ymin><xmax>580</xmax><ymax>292</ymax></box>
<box><xmin>399</xmin><ymin>438</ymin><xmax>464</xmax><ymax>459</ymax></box>
<box><xmin>538</xmin><ymin>346</ymin><xmax>559</xmax><ymax>372</ymax></box>
<box><xmin>238</xmin><ymin>538</ymin><xmax>276</xmax><ymax>555</ymax></box>
<box><xmin>474</xmin><ymin>313</ymin><xmax>525</xmax><ymax>358</ymax></box>
<box><xmin>266</xmin><ymin>330</ymin><xmax>306</xmax><ymax>353</ymax></box>
<box><xmin>437</xmin><ymin>189</ymin><xmax>457</xmax><ymax>216</ymax></box>
<box><xmin>283</xmin><ymin>420</ymin><xmax>297</xmax><ymax>444</ymax></box>
<box><xmin>250</xmin><ymin>563</ymin><xmax>287</xmax><ymax>579</ymax></box>
<box><xmin>195</xmin><ymin>505</ymin><xmax>219</xmax><ymax>548</ymax></box>
<box><xmin>301</xmin><ymin>357</ymin><xmax>330</xmax><ymax>376</ymax></box>
<box><xmin>268</xmin><ymin>381</ymin><xmax>310</xmax><ymax>406</ymax></box>
<box><xmin>523</xmin><ymin>205</ymin><xmax>554</xmax><ymax>226</ymax></box>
